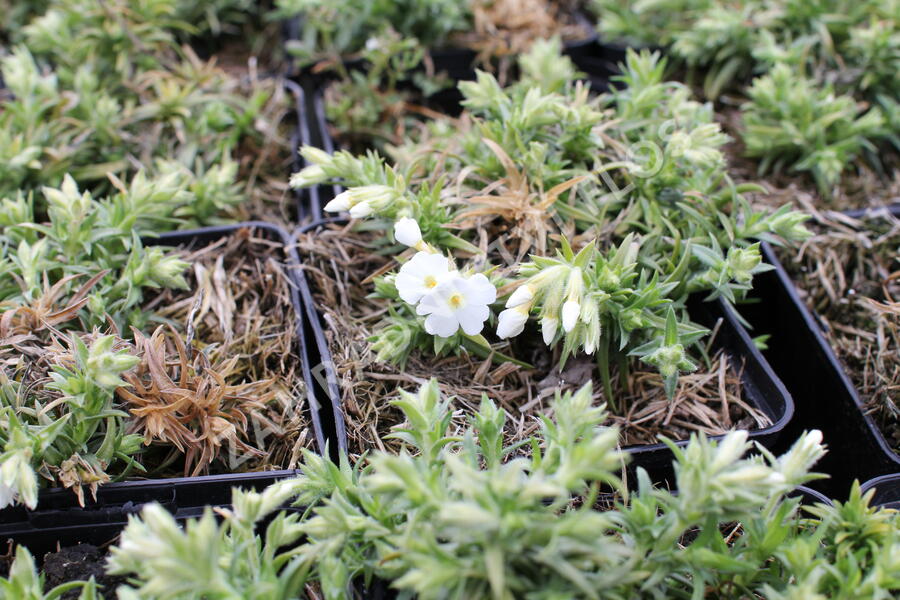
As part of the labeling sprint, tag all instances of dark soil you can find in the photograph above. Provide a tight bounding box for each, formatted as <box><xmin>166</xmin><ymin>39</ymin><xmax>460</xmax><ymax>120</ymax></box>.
<box><xmin>42</xmin><ymin>545</ymin><xmax>126</xmax><ymax>599</ymax></box>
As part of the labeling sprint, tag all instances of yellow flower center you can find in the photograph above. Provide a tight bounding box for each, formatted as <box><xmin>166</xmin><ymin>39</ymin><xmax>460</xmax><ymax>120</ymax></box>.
<box><xmin>424</xmin><ymin>275</ymin><xmax>438</xmax><ymax>289</ymax></box>
<box><xmin>448</xmin><ymin>293</ymin><xmax>464</xmax><ymax>309</ymax></box>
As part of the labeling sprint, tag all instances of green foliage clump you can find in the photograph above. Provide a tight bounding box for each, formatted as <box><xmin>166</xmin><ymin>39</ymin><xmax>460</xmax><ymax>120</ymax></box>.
<box><xmin>591</xmin><ymin>0</ymin><xmax>899</xmax><ymax>101</ymax></box>
<box><xmin>321</xmin><ymin>30</ymin><xmax>452</xmax><ymax>153</ymax></box>
<box><xmin>0</xmin><ymin>0</ymin><xmax>277</xmax><ymax>221</ymax></box>
<box><xmin>97</xmin><ymin>381</ymin><xmax>900</xmax><ymax>599</ymax></box>
<box><xmin>741</xmin><ymin>63</ymin><xmax>888</xmax><ymax>194</ymax></box>
<box><xmin>276</xmin><ymin>0</ymin><xmax>470</xmax><ymax>65</ymax></box>
<box><xmin>0</xmin><ymin>173</ymin><xmax>196</xmax><ymax>509</ymax></box>
<box><xmin>2</xmin><ymin>0</ymin><xmax>258</xmax><ymax>45</ymax></box>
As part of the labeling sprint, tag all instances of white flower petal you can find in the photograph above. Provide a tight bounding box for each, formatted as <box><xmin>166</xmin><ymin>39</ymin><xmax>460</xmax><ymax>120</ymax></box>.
<box><xmin>457</xmin><ymin>304</ymin><xmax>489</xmax><ymax>335</ymax></box>
<box><xmin>497</xmin><ymin>306</ymin><xmax>529</xmax><ymax>339</ymax></box>
<box><xmin>396</xmin><ymin>253</ymin><xmax>451</xmax><ymax>305</ymax></box>
<box><xmin>396</xmin><ymin>272</ymin><xmax>426</xmax><ymax>304</ymax></box>
<box><xmin>324</xmin><ymin>190</ymin><xmax>352</xmax><ymax>212</ymax></box>
<box><xmin>425</xmin><ymin>313</ymin><xmax>459</xmax><ymax>337</ymax></box>
<box><xmin>417</xmin><ymin>253</ymin><xmax>451</xmax><ymax>274</ymax></box>
<box><xmin>505</xmin><ymin>284</ymin><xmax>534</xmax><ymax>308</ymax></box>
<box><xmin>562</xmin><ymin>300</ymin><xmax>580</xmax><ymax>333</ymax></box>
<box><xmin>414</xmin><ymin>272</ymin><xmax>495</xmax><ymax>339</ymax></box>
<box><xmin>394</xmin><ymin>217</ymin><xmax>423</xmax><ymax>247</ymax></box>
<box><xmin>461</xmin><ymin>273</ymin><xmax>497</xmax><ymax>305</ymax></box>
<box><xmin>416</xmin><ymin>289</ymin><xmax>451</xmax><ymax>316</ymax></box>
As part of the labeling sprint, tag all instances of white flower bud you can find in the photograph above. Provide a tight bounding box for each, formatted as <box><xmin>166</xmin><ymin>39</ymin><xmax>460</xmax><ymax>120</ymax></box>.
<box><xmin>349</xmin><ymin>200</ymin><xmax>374</xmax><ymax>218</ymax></box>
<box><xmin>290</xmin><ymin>165</ymin><xmax>326</xmax><ymax>188</ymax></box>
<box><xmin>497</xmin><ymin>305</ymin><xmax>529</xmax><ymax>339</ymax></box>
<box><xmin>324</xmin><ymin>190</ymin><xmax>352</xmax><ymax>212</ymax></box>
<box><xmin>394</xmin><ymin>217</ymin><xmax>422</xmax><ymax>247</ymax></box>
<box><xmin>562</xmin><ymin>300</ymin><xmax>580</xmax><ymax>332</ymax></box>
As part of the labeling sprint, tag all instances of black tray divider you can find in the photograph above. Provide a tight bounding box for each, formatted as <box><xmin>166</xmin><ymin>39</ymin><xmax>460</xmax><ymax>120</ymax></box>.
<box><xmin>860</xmin><ymin>473</ymin><xmax>900</xmax><ymax>510</ymax></box>
<box><xmin>290</xmin><ymin>219</ymin><xmax>350</xmax><ymax>461</ymax></box>
<box><xmin>284</xmin><ymin>79</ymin><xmax>323</xmax><ymax>222</ymax></box>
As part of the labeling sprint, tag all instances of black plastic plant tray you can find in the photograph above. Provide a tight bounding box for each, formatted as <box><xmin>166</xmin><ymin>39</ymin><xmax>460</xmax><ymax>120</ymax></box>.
<box><xmin>860</xmin><ymin>473</ymin><xmax>900</xmax><ymax>510</ymax></box>
<box><xmin>628</xmin><ymin>290</ymin><xmax>793</xmax><ymax>485</ymax></box>
<box><xmin>292</xmin><ymin>217</ymin><xmax>793</xmax><ymax>488</ymax></box>
<box><xmin>791</xmin><ymin>485</ymin><xmax>832</xmax><ymax>506</ymax></box>
<box><xmin>288</xmin><ymin>82</ymin><xmax>349</xmax><ymax>222</ymax></box>
<box><xmin>738</xmin><ymin>206</ymin><xmax>900</xmax><ymax>500</ymax></box>
<box><xmin>0</xmin><ymin>223</ymin><xmax>328</xmax><ymax>535</ymax></box>
<box><xmin>290</xmin><ymin>218</ymin><xmax>349</xmax><ymax>459</ymax></box>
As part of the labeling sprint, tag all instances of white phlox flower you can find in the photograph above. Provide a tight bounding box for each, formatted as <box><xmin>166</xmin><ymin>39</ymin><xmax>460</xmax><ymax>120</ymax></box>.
<box><xmin>416</xmin><ymin>273</ymin><xmax>497</xmax><ymax>337</ymax></box>
<box><xmin>495</xmin><ymin>283</ymin><xmax>537</xmax><ymax>339</ymax></box>
<box><xmin>395</xmin><ymin>251</ymin><xmax>454</xmax><ymax>305</ymax></box>
<box><xmin>323</xmin><ymin>189</ymin><xmax>352</xmax><ymax>212</ymax></box>
<box><xmin>505</xmin><ymin>284</ymin><xmax>534</xmax><ymax>308</ymax></box>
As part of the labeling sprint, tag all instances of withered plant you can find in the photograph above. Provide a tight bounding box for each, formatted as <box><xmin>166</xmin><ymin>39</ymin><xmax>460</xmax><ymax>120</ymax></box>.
<box><xmin>452</xmin><ymin>0</ymin><xmax>586</xmax><ymax>61</ymax></box>
<box><xmin>137</xmin><ymin>229</ymin><xmax>313</xmax><ymax>472</ymax></box>
<box><xmin>118</xmin><ymin>325</ymin><xmax>270</xmax><ymax>477</ymax></box>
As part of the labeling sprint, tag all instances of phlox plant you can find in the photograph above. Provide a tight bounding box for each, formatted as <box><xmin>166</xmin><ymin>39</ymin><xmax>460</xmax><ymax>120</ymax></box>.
<box><xmin>31</xmin><ymin>380</ymin><xmax>895</xmax><ymax>599</ymax></box>
<box><xmin>590</xmin><ymin>0</ymin><xmax>899</xmax><ymax>102</ymax></box>
<box><xmin>0</xmin><ymin>334</ymin><xmax>143</xmax><ymax>509</ymax></box>
<box><xmin>741</xmin><ymin>62</ymin><xmax>890</xmax><ymax>194</ymax></box>
<box><xmin>1</xmin><ymin>0</ymin><xmax>255</xmax><ymax>44</ymax></box>
<box><xmin>0</xmin><ymin>173</ymin><xmax>191</xmax><ymax>331</ymax></box>
<box><xmin>291</xmin><ymin>42</ymin><xmax>811</xmax><ymax>401</ymax></box>
<box><xmin>275</xmin><ymin>0</ymin><xmax>471</xmax><ymax>65</ymax></box>
<box><xmin>320</xmin><ymin>29</ymin><xmax>453</xmax><ymax>153</ymax></box>
<box><xmin>0</xmin><ymin>0</ymin><xmax>273</xmax><ymax>216</ymax></box>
